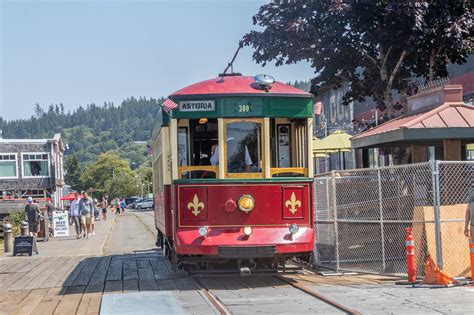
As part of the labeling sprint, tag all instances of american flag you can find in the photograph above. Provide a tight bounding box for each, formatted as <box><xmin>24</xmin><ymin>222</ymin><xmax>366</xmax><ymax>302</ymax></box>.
<box><xmin>314</xmin><ymin>101</ymin><xmax>322</xmax><ymax>115</ymax></box>
<box><xmin>162</xmin><ymin>98</ymin><xmax>178</xmax><ymax>113</ymax></box>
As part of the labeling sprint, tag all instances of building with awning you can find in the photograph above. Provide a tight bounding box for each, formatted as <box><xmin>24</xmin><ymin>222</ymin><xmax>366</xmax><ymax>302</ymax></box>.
<box><xmin>313</xmin><ymin>130</ymin><xmax>353</xmax><ymax>172</ymax></box>
<box><xmin>351</xmin><ymin>85</ymin><xmax>474</xmax><ymax>166</ymax></box>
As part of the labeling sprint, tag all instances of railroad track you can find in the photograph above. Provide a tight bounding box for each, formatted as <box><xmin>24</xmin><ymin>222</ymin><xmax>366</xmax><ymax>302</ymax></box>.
<box><xmin>190</xmin><ymin>271</ymin><xmax>361</xmax><ymax>315</ymax></box>
<box><xmin>274</xmin><ymin>274</ymin><xmax>362</xmax><ymax>315</ymax></box>
<box><xmin>139</xmin><ymin>210</ymin><xmax>360</xmax><ymax>314</ymax></box>
<box><xmin>192</xmin><ymin>277</ymin><xmax>231</xmax><ymax>315</ymax></box>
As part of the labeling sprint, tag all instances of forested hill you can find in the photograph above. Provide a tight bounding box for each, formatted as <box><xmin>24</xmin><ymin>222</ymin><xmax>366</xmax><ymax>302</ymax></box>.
<box><xmin>0</xmin><ymin>97</ymin><xmax>164</xmax><ymax>166</ymax></box>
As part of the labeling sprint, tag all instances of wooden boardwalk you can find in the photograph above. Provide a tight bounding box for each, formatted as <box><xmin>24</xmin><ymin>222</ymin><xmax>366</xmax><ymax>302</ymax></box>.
<box><xmin>0</xmin><ymin>251</ymin><xmax>193</xmax><ymax>315</ymax></box>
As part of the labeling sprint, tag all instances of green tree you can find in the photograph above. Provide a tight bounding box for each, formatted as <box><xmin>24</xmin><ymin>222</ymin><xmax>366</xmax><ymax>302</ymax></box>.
<box><xmin>80</xmin><ymin>151</ymin><xmax>132</xmax><ymax>197</ymax></box>
<box><xmin>119</xmin><ymin>142</ymin><xmax>151</xmax><ymax>169</ymax></box>
<box><xmin>64</xmin><ymin>155</ymin><xmax>82</xmax><ymax>191</ymax></box>
<box><xmin>244</xmin><ymin>1</ymin><xmax>473</xmax><ymax>114</ymax></box>
<box><xmin>1</xmin><ymin>97</ymin><xmax>162</xmax><ymax>167</ymax></box>
<box><xmin>409</xmin><ymin>2</ymin><xmax>473</xmax><ymax>82</ymax></box>
<box><xmin>134</xmin><ymin>165</ymin><xmax>153</xmax><ymax>197</ymax></box>
<box><xmin>104</xmin><ymin>172</ymin><xmax>140</xmax><ymax>200</ymax></box>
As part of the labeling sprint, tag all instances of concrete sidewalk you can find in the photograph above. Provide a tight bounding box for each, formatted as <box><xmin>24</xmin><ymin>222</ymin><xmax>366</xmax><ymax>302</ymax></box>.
<box><xmin>104</xmin><ymin>210</ymin><xmax>156</xmax><ymax>255</ymax></box>
<box><xmin>0</xmin><ymin>215</ymin><xmax>115</xmax><ymax>259</ymax></box>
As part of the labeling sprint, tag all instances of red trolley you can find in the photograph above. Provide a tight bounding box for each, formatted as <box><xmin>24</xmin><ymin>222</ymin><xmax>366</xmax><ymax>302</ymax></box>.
<box><xmin>152</xmin><ymin>74</ymin><xmax>315</xmax><ymax>273</ymax></box>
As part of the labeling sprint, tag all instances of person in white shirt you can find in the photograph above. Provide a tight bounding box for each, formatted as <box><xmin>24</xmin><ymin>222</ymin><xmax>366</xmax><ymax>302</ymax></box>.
<box><xmin>70</xmin><ymin>192</ymin><xmax>82</xmax><ymax>239</ymax></box>
<box><xmin>210</xmin><ymin>138</ymin><xmax>253</xmax><ymax>173</ymax></box>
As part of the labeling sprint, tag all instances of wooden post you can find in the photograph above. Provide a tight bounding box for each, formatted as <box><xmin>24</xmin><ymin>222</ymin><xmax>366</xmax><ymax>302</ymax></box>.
<box><xmin>443</xmin><ymin>139</ymin><xmax>461</xmax><ymax>161</ymax></box>
<box><xmin>411</xmin><ymin>144</ymin><xmax>428</xmax><ymax>163</ymax></box>
<box><xmin>170</xmin><ymin>119</ymin><xmax>178</xmax><ymax>180</ymax></box>
<box><xmin>307</xmin><ymin>118</ymin><xmax>314</xmax><ymax>176</ymax></box>
<box><xmin>263</xmin><ymin>118</ymin><xmax>271</xmax><ymax>178</ymax></box>
<box><xmin>218</xmin><ymin>118</ymin><xmax>225</xmax><ymax>179</ymax></box>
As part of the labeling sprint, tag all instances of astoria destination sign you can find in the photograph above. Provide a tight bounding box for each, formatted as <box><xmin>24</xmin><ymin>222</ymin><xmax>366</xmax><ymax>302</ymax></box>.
<box><xmin>179</xmin><ymin>100</ymin><xmax>215</xmax><ymax>112</ymax></box>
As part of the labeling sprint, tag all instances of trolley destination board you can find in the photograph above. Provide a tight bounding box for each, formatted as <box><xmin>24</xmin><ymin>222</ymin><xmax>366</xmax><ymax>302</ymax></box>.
<box><xmin>172</xmin><ymin>96</ymin><xmax>312</xmax><ymax>119</ymax></box>
<box><xmin>179</xmin><ymin>100</ymin><xmax>215</xmax><ymax>112</ymax></box>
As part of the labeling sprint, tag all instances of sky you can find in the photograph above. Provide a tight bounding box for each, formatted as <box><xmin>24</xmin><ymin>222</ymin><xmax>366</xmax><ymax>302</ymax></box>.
<box><xmin>0</xmin><ymin>0</ymin><xmax>313</xmax><ymax>121</ymax></box>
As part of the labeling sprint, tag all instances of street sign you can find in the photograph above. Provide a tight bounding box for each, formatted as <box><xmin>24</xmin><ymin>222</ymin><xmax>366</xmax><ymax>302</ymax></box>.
<box><xmin>53</xmin><ymin>211</ymin><xmax>70</xmax><ymax>237</ymax></box>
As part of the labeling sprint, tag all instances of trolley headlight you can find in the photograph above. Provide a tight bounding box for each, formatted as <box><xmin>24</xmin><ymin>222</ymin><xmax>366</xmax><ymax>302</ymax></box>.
<box><xmin>198</xmin><ymin>226</ymin><xmax>209</xmax><ymax>237</ymax></box>
<box><xmin>289</xmin><ymin>224</ymin><xmax>299</xmax><ymax>235</ymax></box>
<box><xmin>243</xmin><ymin>226</ymin><xmax>253</xmax><ymax>237</ymax></box>
<box><xmin>238</xmin><ymin>195</ymin><xmax>255</xmax><ymax>213</ymax></box>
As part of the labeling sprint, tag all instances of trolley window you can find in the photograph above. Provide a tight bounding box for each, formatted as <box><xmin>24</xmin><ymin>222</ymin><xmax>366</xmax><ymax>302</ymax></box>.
<box><xmin>269</xmin><ymin>118</ymin><xmax>308</xmax><ymax>177</ymax></box>
<box><xmin>175</xmin><ymin>117</ymin><xmax>310</xmax><ymax>180</ymax></box>
<box><xmin>222</xmin><ymin>119</ymin><xmax>263</xmax><ymax>178</ymax></box>
<box><xmin>177</xmin><ymin>119</ymin><xmax>218</xmax><ymax>179</ymax></box>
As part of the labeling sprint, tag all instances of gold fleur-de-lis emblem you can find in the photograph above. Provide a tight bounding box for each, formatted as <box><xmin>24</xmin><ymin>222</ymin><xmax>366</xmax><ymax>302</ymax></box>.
<box><xmin>285</xmin><ymin>192</ymin><xmax>301</xmax><ymax>214</ymax></box>
<box><xmin>187</xmin><ymin>194</ymin><xmax>205</xmax><ymax>216</ymax></box>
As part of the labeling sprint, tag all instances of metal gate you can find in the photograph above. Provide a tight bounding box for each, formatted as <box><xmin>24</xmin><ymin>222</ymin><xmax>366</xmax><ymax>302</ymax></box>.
<box><xmin>313</xmin><ymin>161</ymin><xmax>474</xmax><ymax>276</ymax></box>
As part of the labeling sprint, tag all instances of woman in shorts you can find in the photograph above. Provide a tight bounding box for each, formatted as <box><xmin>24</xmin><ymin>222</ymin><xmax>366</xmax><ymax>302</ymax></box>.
<box><xmin>120</xmin><ymin>198</ymin><xmax>126</xmax><ymax>216</ymax></box>
<box><xmin>101</xmin><ymin>196</ymin><xmax>108</xmax><ymax>220</ymax></box>
<box><xmin>115</xmin><ymin>199</ymin><xmax>121</xmax><ymax>215</ymax></box>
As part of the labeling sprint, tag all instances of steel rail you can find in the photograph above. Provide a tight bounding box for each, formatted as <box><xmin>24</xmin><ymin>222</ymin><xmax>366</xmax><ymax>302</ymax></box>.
<box><xmin>192</xmin><ymin>277</ymin><xmax>232</xmax><ymax>315</ymax></box>
<box><xmin>274</xmin><ymin>275</ymin><xmax>362</xmax><ymax>315</ymax></box>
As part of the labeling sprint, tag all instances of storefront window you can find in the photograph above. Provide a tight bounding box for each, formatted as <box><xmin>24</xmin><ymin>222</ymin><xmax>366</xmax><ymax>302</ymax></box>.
<box><xmin>23</xmin><ymin>153</ymin><xmax>49</xmax><ymax>177</ymax></box>
<box><xmin>0</xmin><ymin>154</ymin><xmax>17</xmax><ymax>178</ymax></box>
<box><xmin>225</xmin><ymin>121</ymin><xmax>262</xmax><ymax>174</ymax></box>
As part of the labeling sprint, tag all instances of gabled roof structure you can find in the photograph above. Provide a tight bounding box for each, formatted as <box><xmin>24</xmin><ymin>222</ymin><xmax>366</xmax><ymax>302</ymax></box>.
<box><xmin>352</xmin><ymin>85</ymin><xmax>474</xmax><ymax>148</ymax></box>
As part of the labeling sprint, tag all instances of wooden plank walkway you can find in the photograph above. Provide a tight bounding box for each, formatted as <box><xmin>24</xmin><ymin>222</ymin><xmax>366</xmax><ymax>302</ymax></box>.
<box><xmin>0</xmin><ymin>250</ymin><xmax>192</xmax><ymax>315</ymax></box>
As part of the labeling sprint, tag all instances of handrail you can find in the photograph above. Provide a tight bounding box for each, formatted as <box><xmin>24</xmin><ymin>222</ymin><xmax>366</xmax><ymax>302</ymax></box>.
<box><xmin>270</xmin><ymin>167</ymin><xmax>307</xmax><ymax>177</ymax></box>
<box><xmin>178</xmin><ymin>166</ymin><xmax>218</xmax><ymax>179</ymax></box>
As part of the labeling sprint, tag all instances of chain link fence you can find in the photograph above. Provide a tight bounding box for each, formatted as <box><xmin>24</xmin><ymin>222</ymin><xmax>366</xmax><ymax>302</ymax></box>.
<box><xmin>313</xmin><ymin>161</ymin><xmax>474</xmax><ymax>277</ymax></box>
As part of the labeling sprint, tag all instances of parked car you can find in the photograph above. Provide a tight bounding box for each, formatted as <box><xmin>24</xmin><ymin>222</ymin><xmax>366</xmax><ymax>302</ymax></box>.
<box><xmin>136</xmin><ymin>198</ymin><xmax>153</xmax><ymax>209</ymax></box>
<box><xmin>130</xmin><ymin>198</ymin><xmax>144</xmax><ymax>209</ymax></box>
<box><xmin>124</xmin><ymin>197</ymin><xmax>140</xmax><ymax>207</ymax></box>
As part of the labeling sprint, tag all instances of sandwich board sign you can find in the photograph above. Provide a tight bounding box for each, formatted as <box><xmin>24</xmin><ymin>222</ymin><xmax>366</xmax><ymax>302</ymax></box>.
<box><xmin>53</xmin><ymin>211</ymin><xmax>70</xmax><ymax>237</ymax></box>
<box><xmin>13</xmin><ymin>236</ymin><xmax>39</xmax><ymax>256</ymax></box>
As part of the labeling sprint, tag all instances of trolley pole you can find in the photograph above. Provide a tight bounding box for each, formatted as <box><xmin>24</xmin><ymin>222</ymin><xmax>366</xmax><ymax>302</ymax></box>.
<box><xmin>331</xmin><ymin>170</ymin><xmax>339</xmax><ymax>271</ymax></box>
<box><xmin>378</xmin><ymin>169</ymin><xmax>386</xmax><ymax>271</ymax></box>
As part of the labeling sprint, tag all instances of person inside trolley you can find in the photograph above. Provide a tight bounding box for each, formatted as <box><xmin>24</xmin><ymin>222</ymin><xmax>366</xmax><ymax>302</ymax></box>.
<box><xmin>210</xmin><ymin>121</ymin><xmax>260</xmax><ymax>173</ymax></box>
<box><xmin>210</xmin><ymin>138</ymin><xmax>253</xmax><ymax>172</ymax></box>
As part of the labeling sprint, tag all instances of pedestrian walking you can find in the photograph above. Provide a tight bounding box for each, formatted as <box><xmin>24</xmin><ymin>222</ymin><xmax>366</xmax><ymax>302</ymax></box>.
<box><xmin>46</xmin><ymin>198</ymin><xmax>55</xmax><ymax>237</ymax></box>
<box><xmin>115</xmin><ymin>198</ymin><xmax>121</xmax><ymax>216</ymax></box>
<box><xmin>120</xmin><ymin>198</ymin><xmax>126</xmax><ymax>216</ymax></box>
<box><xmin>70</xmin><ymin>192</ymin><xmax>82</xmax><ymax>239</ymax></box>
<box><xmin>79</xmin><ymin>191</ymin><xmax>95</xmax><ymax>239</ymax></box>
<box><xmin>464</xmin><ymin>188</ymin><xmax>474</xmax><ymax>241</ymax></box>
<box><xmin>91</xmin><ymin>198</ymin><xmax>99</xmax><ymax>235</ymax></box>
<box><xmin>101</xmin><ymin>195</ymin><xmax>108</xmax><ymax>221</ymax></box>
<box><xmin>25</xmin><ymin>197</ymin><xmax>40</xmax><ymax>237</ymax></box>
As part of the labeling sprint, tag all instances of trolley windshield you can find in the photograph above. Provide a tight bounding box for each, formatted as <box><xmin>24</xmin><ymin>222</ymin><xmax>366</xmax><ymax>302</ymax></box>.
<box><xmin>176</xmin><ymin>117</ymin><xmax>310</xmax><ymax>180</ymax></box>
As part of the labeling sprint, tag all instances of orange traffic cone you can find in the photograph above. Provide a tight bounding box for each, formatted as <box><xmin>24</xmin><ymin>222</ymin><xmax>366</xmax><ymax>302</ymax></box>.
<box><xmin>422</xmin><ymin>254</ymin><xmax>459</xmax><ymax>285</ymax></box>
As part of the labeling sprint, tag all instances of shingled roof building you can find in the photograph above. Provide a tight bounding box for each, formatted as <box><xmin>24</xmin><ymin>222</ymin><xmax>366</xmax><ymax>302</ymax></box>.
<box><xmin>352</xmin><ymin>85</ymin><xmax>474</xmax><ymax>166</ymax></box>
<box><xmin>0</xmin><ymin>133</ymin><xmax>65</xmax><ymax>209</ymax></box>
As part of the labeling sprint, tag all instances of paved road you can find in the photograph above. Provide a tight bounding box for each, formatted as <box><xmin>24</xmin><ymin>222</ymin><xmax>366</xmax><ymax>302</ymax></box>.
<box><xmin>105</xmin><ymin>210</ymin><xmax>156</xmax><ymax>255</ymax></box>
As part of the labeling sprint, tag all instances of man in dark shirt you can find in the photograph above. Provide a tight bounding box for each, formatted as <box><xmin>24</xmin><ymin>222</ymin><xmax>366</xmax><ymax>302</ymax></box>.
<box><xmin>25</xmin><ymin>197</ymin><xmax>40</xmax><ymax>237</ymax></box>
<box><xmin>46</xmin><ymin>198</ymin><xmax>55</xmax><ymax>236</ymax></box>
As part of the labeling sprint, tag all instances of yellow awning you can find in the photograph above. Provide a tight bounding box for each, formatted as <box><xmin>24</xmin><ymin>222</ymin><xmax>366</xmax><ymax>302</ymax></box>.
<box><xmin>313</xmin><ymin>130</ymin><xmax>352</xmax><ymax>154</ymax></box>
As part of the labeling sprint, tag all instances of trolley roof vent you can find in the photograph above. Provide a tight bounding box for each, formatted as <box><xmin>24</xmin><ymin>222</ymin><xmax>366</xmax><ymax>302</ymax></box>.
<box><xmin>252</xmin><ymin>74</ymin><xmax>275</xmax><ymax>92</ymax></box>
